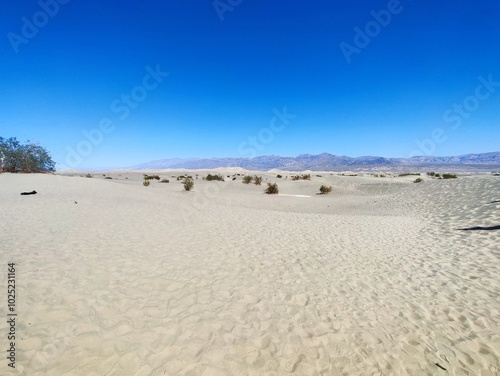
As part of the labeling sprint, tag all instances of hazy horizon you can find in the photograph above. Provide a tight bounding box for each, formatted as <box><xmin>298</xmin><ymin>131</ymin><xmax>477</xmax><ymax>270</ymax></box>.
<box><xmin>56</xmin><ymin>150</ymin><xmax>500</xmax><ymax>172</ymax></box>
<box><xmin>2</xmin><ymin>1</ymin><xmax>499</xmax><ymax>170</ymax></box>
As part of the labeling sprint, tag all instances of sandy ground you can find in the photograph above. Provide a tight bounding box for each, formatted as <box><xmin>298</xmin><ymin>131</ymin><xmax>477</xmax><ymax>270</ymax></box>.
<box><xmin>0</xmin><ymin>170</ymin><xmax>499</xmax><ymax>375</ymax></box>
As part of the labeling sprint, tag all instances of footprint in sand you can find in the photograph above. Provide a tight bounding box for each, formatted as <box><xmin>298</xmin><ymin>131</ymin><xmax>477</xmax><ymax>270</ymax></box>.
<box><xmin>281</xmin><ymin>354</ymin><xmax>304</xmax><ymax>373</ymax></box>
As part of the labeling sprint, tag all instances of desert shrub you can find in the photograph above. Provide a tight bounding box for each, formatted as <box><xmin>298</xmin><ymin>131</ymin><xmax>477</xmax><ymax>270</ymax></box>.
<box><xmin>319</xmin><ymin>185</ymin><xmax>333</xmax><ymax>194</ymax></box>
<box><xmin>104</xmin><ymin>177</ymin><xmax>112</xmax><ymax>180</ymax></box>
<box><xmin>143</xmin><ymin>180</ymin><xmax>150</xmax><ymax>187</ymax></box>
<box><xmin>316</xmin><ymin>175</ymin><xmax>322</xmax><ymax>177</ymax></box>
<box><xmin>176</xmin><ymin>176</ymin><xmax>184</xmax><ymax>181</ymax></box>
<box><xmin>276</xmin><ymin>174</ymin><xmax>282</xmax><ymax>178</ymax></box>
<box><xmin>242</xmin><ymin>175</ymin><xmax>253</xmax><ymax>184</ymax></box>
<box><xmin>265</xmin><ymin>182</ymin><xmax>279</xmax><ymax>194</ymax></box>
<box><xmin>85</xmin><ymin>173</ymin><xmax>92</xmax><ymax>178</ymax></box>
<box><xmin>205</xmin><ymin>173</ymin><xmax>224</xmax><ymax>181</ymax></box>
<box><xmin>0</xmin><ymin>137</ymin><xmax>55</xmax><ymax>173</ymax></box>
<box><xmin>144</xmin><ymin>175</ymin><xmax>160</xmax><ymax>180</ymax></box>
<box><xmin>399</xmin><ymin>173</ymin><xmax>420</xmax><ymax>177</ymax></box>
<box><xmin>414</xmin><ymin>178</ymin><xmax>423</xmax><ymax>183</ymax></box>
<box><xmin>253</xmin><ymin>176</ymin><xmax>263</xmax><ymax>185</ymax></box>
<box><xmin>442</xmin><ymin>173</ymin><xmax>457</xmax><ymax>179</ymax></box>
<box><xmin>160</xmin><ymin>179</ymin><xmax>169</xmax><ymax>183</ymax></box>
<box><xmin>183</xmin><ymin>178</ymin><xmax>194</xmax><ymax>191</ymax></box>
<box><xmin>427</xmin><ymin>172</ymin><xmax>436</xmax><ymax>177</ymax></box>
<box><xmin>434</xmin><ymin>173</ymin><xmax>441</xmax><ymax>178</ymax></box>
<box><xmin>290</xmin><ymin>174</ymin><xmax>312</xmax><ymax>180</ymax></box>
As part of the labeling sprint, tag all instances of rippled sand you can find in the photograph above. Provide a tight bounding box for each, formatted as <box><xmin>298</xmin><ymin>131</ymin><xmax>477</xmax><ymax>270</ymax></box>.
<box><xmin>1</xmin><ymin>171</ymin><xmax>499</xmax><ymax>375</ymax></box>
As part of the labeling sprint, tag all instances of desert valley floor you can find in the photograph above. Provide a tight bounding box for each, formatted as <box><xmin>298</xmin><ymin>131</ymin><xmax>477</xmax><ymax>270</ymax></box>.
<box><xmin>1</xmin><ymin>170</ymin><xmax>499</xmax><ymax>375</ymax></box>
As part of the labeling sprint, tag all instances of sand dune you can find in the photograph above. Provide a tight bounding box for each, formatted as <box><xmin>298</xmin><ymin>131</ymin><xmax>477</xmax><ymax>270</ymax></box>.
<box><xmin>1</xmin><ymin>171</ymin><xmax>499</xmax><ymax>375</ymax></box>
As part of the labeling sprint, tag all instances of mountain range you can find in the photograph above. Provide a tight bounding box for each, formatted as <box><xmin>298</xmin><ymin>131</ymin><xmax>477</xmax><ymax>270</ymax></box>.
<box><xmin>129</xmin><ymin>152</ymin><xmax>500</xmax><ymax>171</ymax></box>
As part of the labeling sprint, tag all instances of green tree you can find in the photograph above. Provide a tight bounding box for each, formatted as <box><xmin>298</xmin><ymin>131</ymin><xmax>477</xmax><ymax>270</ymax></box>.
<box><xmin>0</xmin><ymin>137</ymin><xmax>56</xmax><ymax>173</ymax></box>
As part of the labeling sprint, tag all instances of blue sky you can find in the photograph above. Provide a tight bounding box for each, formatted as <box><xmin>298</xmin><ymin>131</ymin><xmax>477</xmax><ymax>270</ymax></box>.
<box><xmin>1</xmin><ymin>1</ymin><xmax>499</xmax><ymax>169</ymax></box>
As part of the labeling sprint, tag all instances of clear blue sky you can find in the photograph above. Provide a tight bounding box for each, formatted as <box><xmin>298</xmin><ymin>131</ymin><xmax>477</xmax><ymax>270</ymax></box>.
<box><xmin>1</xmin><ymin>0</ymin><xmax>499</xmax><ymax>169</ymax></box>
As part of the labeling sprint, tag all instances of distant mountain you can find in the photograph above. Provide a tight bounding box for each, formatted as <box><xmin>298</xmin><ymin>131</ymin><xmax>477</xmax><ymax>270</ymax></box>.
<box><xmin>129</xmin><ymin>152</ymin><xmax>500</xmax><ymax>171</ymax></box>
<box><xmin>405</xmin><ymin>152</ymin><xmax>500</xmax><ymax>165</ymax></box>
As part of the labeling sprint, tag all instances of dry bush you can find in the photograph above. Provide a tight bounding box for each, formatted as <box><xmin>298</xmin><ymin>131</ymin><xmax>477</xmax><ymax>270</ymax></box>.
<box><xmin>183</xmin><ymin>178</ymin><xmax>194</xmax><ymax>191</ymax></box>
<box><xmin>253</xmin><ymin>176</ymin><xmax>263</xmax><ymax>185</ymax></box>
<box><xmin>319</xmin><ymin>185</ymin><xmax>332</xmax><ymax>194</ymax></box>
<box><xmin>265</xmin><ymin>183</ymin><xmax>279</xmax><ymax>194</ymax></box>
<box><xmin>205</xmin><ymin>173</ymin><xmax>224</xmax><ymax>181</ymax></box>
<box><xmin>242</xmin><ymin>175</ymin><xmax>253</xmax><ymax>184</ymax></box>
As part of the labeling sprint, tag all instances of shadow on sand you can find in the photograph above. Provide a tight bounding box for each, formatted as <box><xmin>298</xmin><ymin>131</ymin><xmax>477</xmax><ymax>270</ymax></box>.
<box><xmin>458</xmin><ymin>225</ymin><xmax>500</xmax><ymax>231</ymax></box>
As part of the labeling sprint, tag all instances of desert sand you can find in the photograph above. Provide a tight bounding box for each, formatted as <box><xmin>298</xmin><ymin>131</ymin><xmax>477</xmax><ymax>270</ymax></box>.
<box><xmin>0</xmin><ymin>170</ymin><xmax>499</xmax><ymax>375</ymax></box>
